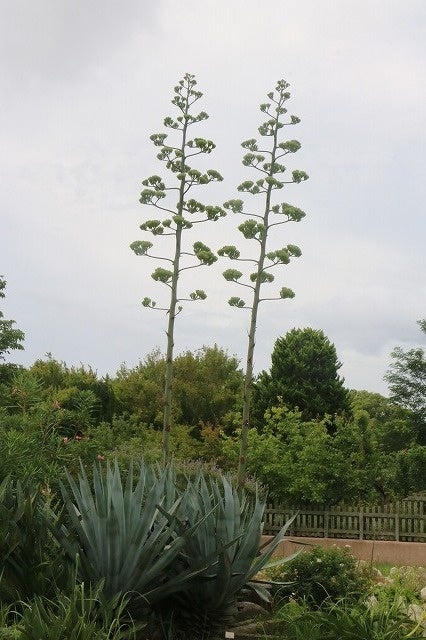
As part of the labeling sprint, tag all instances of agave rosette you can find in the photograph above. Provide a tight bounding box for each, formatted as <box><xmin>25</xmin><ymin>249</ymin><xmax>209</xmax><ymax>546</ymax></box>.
<box><xmin>56</xmin><ymin>460</ymin><xmax>202</xmax><ymax>605</ymax></box>
<box><xmin>163</xmin><ymin>472</ymin><xmax>296</xmax><ymax>636</ymax></box>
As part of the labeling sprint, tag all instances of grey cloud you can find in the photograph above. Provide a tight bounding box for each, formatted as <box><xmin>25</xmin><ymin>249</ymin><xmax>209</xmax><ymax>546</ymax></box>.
<box><xmin>0</xmin><ymin>0</ymin><xmax>160</xmax><ymax>88</ymax></box>
<box><xmin>1</xmin><ymin>0</ymin><xmax>425</xmax><ymax>397</ymax></box>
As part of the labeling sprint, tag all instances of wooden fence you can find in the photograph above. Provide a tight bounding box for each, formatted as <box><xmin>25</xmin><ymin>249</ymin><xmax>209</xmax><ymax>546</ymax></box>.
<box><xmin>263</xmin><ymin>498</ymin><xmax>426</xmax><ymax>542</ymax></box>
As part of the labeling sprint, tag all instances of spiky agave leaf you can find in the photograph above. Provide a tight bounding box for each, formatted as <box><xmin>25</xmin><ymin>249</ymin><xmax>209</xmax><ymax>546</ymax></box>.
<box><xmin>56</xmin><ymin>460</ymin><xmax>201</xmax><ymax>607</ymax></box>
<box><xmin>162</xmin><ymin>472</ymin><xmax>297</xmax><ymax>638</ymax></box>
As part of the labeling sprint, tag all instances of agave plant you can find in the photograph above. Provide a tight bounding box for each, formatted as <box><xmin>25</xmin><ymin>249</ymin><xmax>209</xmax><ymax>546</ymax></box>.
<box><xmin>55</xmin><ymin>460</ymin><xmax>207</xmax><ymax>611</ymax></box>
<box><xmin>161</xmin><ymin>472</ymin><xmax>296</xmax><ymax>639</ymax></box>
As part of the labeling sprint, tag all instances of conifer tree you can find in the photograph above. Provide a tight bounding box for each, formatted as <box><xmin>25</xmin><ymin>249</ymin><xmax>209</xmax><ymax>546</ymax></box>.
<box><xmin>131</xmin><ymin>74</ymin><xmax>225</xmax><ymax>463</ymax></box>
<box><xmin>218</xmin><ymin>80</ymin><xmax>308</xmax><ymax>484</ymax></box>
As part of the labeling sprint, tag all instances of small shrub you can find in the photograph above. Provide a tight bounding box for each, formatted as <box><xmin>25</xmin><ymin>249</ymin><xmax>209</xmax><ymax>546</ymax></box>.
<box><xmin>267</xmin><ymin>544</ymin><xmax>372</xmax><ymax>607</ymax></box>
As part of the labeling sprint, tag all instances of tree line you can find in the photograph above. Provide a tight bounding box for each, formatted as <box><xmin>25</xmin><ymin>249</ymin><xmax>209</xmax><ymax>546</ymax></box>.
<box><xmin>1</xmin><ymin>272</ymin><xmax>425</xmax><ymax>503</ymax></box>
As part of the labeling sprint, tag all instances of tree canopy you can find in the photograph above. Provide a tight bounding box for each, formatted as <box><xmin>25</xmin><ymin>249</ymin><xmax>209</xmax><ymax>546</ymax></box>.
<box><xmin>384</xmin><ymin>319</ymin><xmax>426</xmax><ymax>445</ymax></box>
<box><xmin>113</xmin><ymin>345</ymin><xmax>242</xmax><ymax>430</ymax></box>
<box><xmin>252</xmin><ymin>327</ymin><xmax>351</xmax><ymax>427</ymax></box>
<box><xmin>0</xmin><ymin>276</ymin><xmax>25</xmax><ymax>363</ymax></box>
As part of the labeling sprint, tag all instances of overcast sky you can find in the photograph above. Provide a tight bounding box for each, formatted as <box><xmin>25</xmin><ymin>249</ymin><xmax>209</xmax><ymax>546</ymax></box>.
<box><xmin>1</xmin><ymin>0</ymin><xmax>425</xmax><ymax>394</ymax></box>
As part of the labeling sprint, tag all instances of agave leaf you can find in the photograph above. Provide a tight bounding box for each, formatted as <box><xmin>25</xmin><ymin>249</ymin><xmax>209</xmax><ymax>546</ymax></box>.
<box><xmin>244</xmin><ymin>580</ymin><xmax>272</xmax><ymax>604</ymax></box>
<box><xmin>248</xmin><ymin>512</ymin><xmax>299</xmax><ymax>579</ymax></box>
<box><xmin>163</xmin><ymin>473</ymin><xmax>300</xmax><ymax>639</ymax></box>
<box><xmin>57</xmin><ymin>459</ymin><xmax>190</xmax><ymax>602</ymax></box>
<box><xmin>260</xmin><ymin>549</ymin><xmax>301</xmax><ymax>571</ymax></box>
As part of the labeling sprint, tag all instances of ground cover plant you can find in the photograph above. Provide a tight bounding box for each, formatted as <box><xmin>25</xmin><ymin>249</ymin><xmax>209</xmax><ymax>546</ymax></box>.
<box><xmin>261</xmin><ymin>547</ymin><xmax>426</xmax><ymax>640</ymax></box>
<box><xmin>270</xmin><ymin>594</ymin><xmax>426</xmax><ymax>640</ymax></box>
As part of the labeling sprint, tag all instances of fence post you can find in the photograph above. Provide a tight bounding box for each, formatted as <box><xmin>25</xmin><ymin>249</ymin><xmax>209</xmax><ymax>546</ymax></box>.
<box><xmin>359</xmin><ymin>506</ymin><xmax>364</xmax><ymax>540</ymax></box>
<box><xmin>324</xmin><ymin>507</ymin><xmax>329</xmax><ymax>538</ymax></box>
<box><xmin>395</xmin><ymin>502</ymin><xmax>400</xmax><ymax>541</ymax></box>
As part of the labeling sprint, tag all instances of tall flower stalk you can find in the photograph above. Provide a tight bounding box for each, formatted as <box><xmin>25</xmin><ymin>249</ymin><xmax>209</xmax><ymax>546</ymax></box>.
<box><xmin>131</xmin><ymin>74</ymin><xmax>225</xmax><ymax>464</ymax></box>
<box><xmin>218</xmin><ymin>80</ymin><xmax>308</xmax><ymax>484</ymax></box>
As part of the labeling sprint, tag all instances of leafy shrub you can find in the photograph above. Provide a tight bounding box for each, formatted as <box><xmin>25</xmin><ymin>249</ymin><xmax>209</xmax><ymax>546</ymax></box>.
<box><xmin>267</xmin><ymin>544</ymin><xmax>372</xmax><ymax>607</ymax></box>
<box><xmin>0</xmin><ymin>476</ymin><xmax>69</xmax><ymax>603</ymax></box>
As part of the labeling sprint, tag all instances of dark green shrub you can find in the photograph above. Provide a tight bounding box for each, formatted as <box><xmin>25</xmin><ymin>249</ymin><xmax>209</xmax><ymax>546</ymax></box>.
<box><xmin>267</xmin><ymin>544</ymin><xmax>372</xmax><ymax>607</ymax></box>
<box><xmin>0</xmin><ymin>476</ymin><xmax>69</xmax><ymax>604</ymax></box>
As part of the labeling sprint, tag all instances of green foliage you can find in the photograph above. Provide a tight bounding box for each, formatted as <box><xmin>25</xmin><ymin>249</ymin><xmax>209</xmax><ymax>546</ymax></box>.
<box><xmin>56</xmin><ymin>460</ymin><xmax>213</xmax><ymax>610</ymax></box>
<box><xmin>0</xmin><ymin>277</ymin><xmax>24</xmax><ymax>363</ymax></box>
<box><xmin>0</xmin><ymin>458</ymin><xmax>298</xmax><ymax>639</ymax></box>
<box><xmin>373</xmin><ymin>565</ymin><xmax>426</xmax><ymax>605</ymax></box>
<box><xmin>113</xmin><ymin>345</ymin><xmax>242</xmax><ymax>431</ymax></box>
<box><xmin>17</xmin><ymin>583</ymin><xmax>139</xmax><ymax>640</ymax></box>
<box><xmin>348</xmin><ymin>390</ymin><xmax>426</xmax><ymax>498</ymax></box>
<box><xmin>172</xmin><ymin>346</ymin><xmax>243</xmax><ymax>430</ymax></box>
<box><xmin>228</xmin><ymin>296</ymin><xmax>245</xmax><ymax>308</ymax></box>
<box><xmin>0</xmin><ymin>419</ymin><xmax>66</xmax><ymax>486</ymax></box>
<box><xmin>52</xmin><ymin>388</ymin><xmax>99</xmax><ymax>435</ymax></box>
<box><xmin>7</xmin><ymin>371</ymin><xmax>43</xmax><ymax>416</ymax></box>
<box><xmin>385</xmin><ymin>319</ymin><xmax>426</xmax><ymax>445</ymax></box>
<box><xmin>28</xmin><ymin>356</ymin><xmax>115</xmax><ymax>424</ymax></box>
<box><xmin>221</xmin><ymin>405</ymin><xmax>383</xmax><ymax>504</ymax></box>
<box><xmin>112</xmin><ymin>350</ymin><xmax>165</xmax><ymax>427</ymax></box>
<box><xmin>267</xmin><ymin>545</ymin><xmax>372</xmax><ymax>608</ymax></box>
<box><xmin>253</xmin><ymin>328</ymin><xmax>351</xmax><ymax>427</ymax></box>
<box><xmin>192</xmin><ymin>241</ymin><xmax>217</xmax><ymax>265</ymax></box>
<box><xmin>0</xmin><ymin>601</ymin><xmax>21</xmax><ymax>638</ymax></box>
<box><xmin>223</xmin><ymin>268</ymin><xmax>243</xmax><ymax>282</ymax></box>
<box><xmin>0</xmin><ymin>361</ymin><xmax>117</xmax><ymax>485</ymax></box>
<box><xmin>279</xmin><ymin>286</ymin><xmax>295</xmax><ymax>299</ymax></box>
<box><xmin>391</xmin><ymin>445</ymin><xmax>426</xmax><ymax>495</ymax></box>
<box><xmin>273</xmin><ymin>594</ymin><xmax>424</xmax><ymax>640</ymax></box>
<box><xmin>351</xmin><ymin>390</ymin><xmax>415</xmax><ymax>453</ymax></box>
<box><xmin>1</xmin><ymin>340</ymin><xmax>422</xmax><ymax>504</ymax></box>
<box><xmin>0</xmin><ymin>476</ymin><xmax>68</xmax><ymax>603</ymax></box>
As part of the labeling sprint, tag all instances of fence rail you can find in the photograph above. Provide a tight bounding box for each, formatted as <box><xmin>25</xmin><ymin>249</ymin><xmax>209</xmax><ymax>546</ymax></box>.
<box><xmin>263</xmin><ymin>498</ymin><xmax>426</xmax><ymax>542</ymax></box>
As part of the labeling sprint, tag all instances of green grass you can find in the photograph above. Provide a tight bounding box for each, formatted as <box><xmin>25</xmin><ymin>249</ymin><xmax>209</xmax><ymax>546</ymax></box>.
<box><xmin>373</xmin><ymin>562</ymin><xmax>393</xmax><ymax>576</ymax></box>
